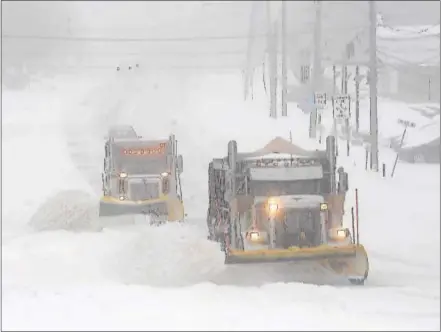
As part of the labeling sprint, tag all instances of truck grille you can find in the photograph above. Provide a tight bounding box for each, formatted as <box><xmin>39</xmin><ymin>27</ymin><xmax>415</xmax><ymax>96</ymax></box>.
<box><xmin>284</xmin><ymin>209</ymin><xmax>319</xmax><ymax>233</ymax></box>
<box><xmin>278</xmin><ymin>209</ymin><xmax>321</xmax><ymax>248</ymax></box>
<box><xmin>128</xmin><ymin>180</ymin><xmax>160</xmax><ymax>201</ymax></box>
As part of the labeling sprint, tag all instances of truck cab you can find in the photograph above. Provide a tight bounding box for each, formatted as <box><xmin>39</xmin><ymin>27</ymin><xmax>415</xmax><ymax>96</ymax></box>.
<box><xmin>207</xmin><ymin>136</ymin><xmax>349</xmax><ymax>251</ymax></box>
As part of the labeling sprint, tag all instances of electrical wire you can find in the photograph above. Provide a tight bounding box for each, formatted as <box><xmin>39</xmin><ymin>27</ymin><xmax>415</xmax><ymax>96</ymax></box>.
<box><xmin>378</xmin><ymin>22</ymin><xmax>440</xmax><ymax>36</ymax></box>
<box><xmin>2</xmin><ymin>26</ymin><xmax>370</xmax><ymax>44</ymax></box>
<box><xmin>2</xmin><ymin>63</ymin><xmax>244</xmax><ymax>70</ymax></box>
<box><xmin>1</xmin><ymin>49</ymin><xmax>247</xmax><ymax>57</ymax></box>
<box><xmin>1</xmin><ymin>33</ymin><xmax>267</xmax><ymax>43</ymax></box>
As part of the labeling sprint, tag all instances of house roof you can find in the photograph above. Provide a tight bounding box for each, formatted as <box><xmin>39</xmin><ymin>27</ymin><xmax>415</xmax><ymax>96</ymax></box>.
<box><xmin>377</xmin><ymin>25</ymin><xmax>440</xmax><ymax>66</ymax></box>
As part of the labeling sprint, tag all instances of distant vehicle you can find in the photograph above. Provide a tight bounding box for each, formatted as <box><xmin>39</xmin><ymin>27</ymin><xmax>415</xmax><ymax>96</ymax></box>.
<box><xmin>116</xmin><ymin>63</ymin><xmax>140</xmax><ymax>71</ymax></box>
<box><xmin>107</xmin><ymin>125</ymin><xmax>139</xmax><ymax>141</ymax></box>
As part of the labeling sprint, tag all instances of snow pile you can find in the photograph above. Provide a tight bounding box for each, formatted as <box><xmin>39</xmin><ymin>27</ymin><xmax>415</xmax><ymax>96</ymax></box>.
<box><xmin>28</xmin><ymin>190</ymin><xmax>101</xmax><ymax>232</ymax></box>
<box><xmin>108</xmin><ymin>223</ymin><xmax>226</xmax><ymax>286</ymax></box>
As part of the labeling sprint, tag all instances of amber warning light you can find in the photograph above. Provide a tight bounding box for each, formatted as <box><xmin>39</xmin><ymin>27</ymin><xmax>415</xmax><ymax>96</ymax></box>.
<box><xmin>122</xmin><ymin>143</ymin><xmax>166</xmax><ymax>156</ymax></box>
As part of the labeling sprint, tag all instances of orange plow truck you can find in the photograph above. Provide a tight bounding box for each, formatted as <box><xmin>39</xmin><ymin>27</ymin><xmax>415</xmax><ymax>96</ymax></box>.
<box><xmin>206</xmin><ymin>135</ymin><xmax>368</xmax><ymax>285</ymax></box>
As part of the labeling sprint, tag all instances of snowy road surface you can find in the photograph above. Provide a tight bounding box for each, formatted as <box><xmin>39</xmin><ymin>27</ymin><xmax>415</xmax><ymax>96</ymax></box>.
<box><xmin>2</xmin><ymin>70</ymin><xmax>439</xmax><ymax>330</ymax></box>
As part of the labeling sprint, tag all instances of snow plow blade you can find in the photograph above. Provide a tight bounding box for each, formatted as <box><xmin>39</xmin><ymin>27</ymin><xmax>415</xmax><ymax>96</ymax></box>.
<box><xmin>226</xmin><ymin>244</ymin><xmax>369</xmax><ymax>284</ymax></box>
<box><xmin>98</xmin><ymin>197</ymin><xmax>184</xmax><ymax>222</ymax></box>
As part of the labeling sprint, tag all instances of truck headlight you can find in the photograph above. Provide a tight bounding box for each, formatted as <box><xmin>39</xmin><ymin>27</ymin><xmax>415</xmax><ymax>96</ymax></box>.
<box><xmin>249</xmin><ymin>231</ymin><xmax>260</xmax><ymax>241</ymax></box>
<box><xmin>320</xmin><ymin>203</ymin><xmax>328</xmax><ymax>211</ymax></box>
<box><xmin>119</xmin><ymin>196</ymin><xmax>125</xmax><ymax>201</ymax></box>
<box><xmin>329</xmin><ymin>228</ymin><xmax>350</xmax><ymax>240</ymax></box>
<box><xmin>337</xmin><ymin>229</ymin><xmax>346</xmax><ymax>238</ymax></box>
<box><xmin>161</xmin><ymin>172</ymin><xmax>169</xmax><ymax>177</ymax></box>
<box><xmin>119</xmin><ymin>172</ymin><xmax>128</xmax><ymax>178</ymax></box>
<box><xmin>268</xmin><ymin>203</ymin><xmax>279</xmax><ymax>213</ymax></box>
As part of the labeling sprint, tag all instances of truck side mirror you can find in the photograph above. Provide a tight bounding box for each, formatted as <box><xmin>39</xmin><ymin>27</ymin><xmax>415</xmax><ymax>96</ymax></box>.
<box><xmin>338</xmin><ymin>169</ymin><xmax>349</xmax><ymax>193</ymax></box>
<box><xmin>177</xmin><ymin>155</ymin><xmax>183</xmax><ymax>174</ymax></box>
<box><xmin>167</xmin><ymin>155</ymin><xmax>173</xmax><ymax>168</ymax></box>
<box><xmin>227</xmin><ymin>140</ymin><xmax>238</xmax><ymax>170</ymax></box>
<box><xmin>104</xmin><ymin>143</ymin><xmax>109</xmax><ymax>157</ymax></box>
<box><xmin>343</xmin><ymin>172</ymin><xmax>349</xmax><ymax>192</ymax></box>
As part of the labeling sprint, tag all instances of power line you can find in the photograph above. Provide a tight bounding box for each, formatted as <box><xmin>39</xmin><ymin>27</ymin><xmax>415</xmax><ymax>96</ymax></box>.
<box><xmin>2</xmin><ymin>26</ymin><xmax>365</xmax><ymax>44</ymax></box>
<box><xmin>378</xmin><ymin>31</ymin><xmax>440</xmax><ymax>41</ymax></box>
<box><xmin>1</xmin><ymin>49</ymin><xmax>247</xmax><ymax>57</ymax></box>
<box><xmin>2</xmin><ymin>33</ymin><xmax>267</xmax><ymax>43</ymax></box>
<box><xmin>2</xmin><ymin>63</ymin><xmax>244</xmax><ymax>70</ymax></box>
<box><xmin>378</xmin><ymin>22</ymin><xmax>440</xmax><ymax>36</ymax></box>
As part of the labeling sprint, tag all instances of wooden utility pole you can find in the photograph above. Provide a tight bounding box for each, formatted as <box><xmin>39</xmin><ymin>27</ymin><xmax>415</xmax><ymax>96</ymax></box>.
<box><xmin>281</xmin><ymin>0</ymin><xmax>288</xmax><ymax>117</ymax></box>
<box><xmin>355</xmin><ymin>65</ymin><xmax>360</xmax><ymax>133</ymax></box>
<box><xmin>369</xmin><ymin>0</ymin><xmax>379</xmax><ymax>171</ymax></box>
<box><xmin>309</xmin><ymin>1</ymin><xmax>322</xmax><ymax>138</ymax></box>
<box><xmin>332</xmin><ymin>65</ymin><xmax>339</xmax><ymax>156</ymax></box>
<box><xmin>267</xmin><ymin>1</ymin><xmax>278</xmax><ymax>119</ymax></box>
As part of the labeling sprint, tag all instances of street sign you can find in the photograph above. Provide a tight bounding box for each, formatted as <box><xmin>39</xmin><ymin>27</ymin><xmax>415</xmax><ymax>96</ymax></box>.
<box><xmin>333</xmin><ymin>95</ymin><xmax>351</xmax><ymax>120</ymax></box>
<box><xmin>414</xmin><ymin>154</ymin><xmax>425</xmax><ymax>163</ymax></box>
<box><xmin>314</xmin><ymin>92</ymin><xmax>327</xmax><ymax>109</ymax></box>
<box><xmin>398</xmin><ymin>119</ymin><xmax>416</xmax><ymax>128</ymax></box>
<box><xmin>391</xmin><ymin>118</ymin><xmax>417</xmax><ymax>177</ymax></box>
<box><xmin>300</xmin><ymin>65</ymin><xmax>310</xmax><ymax>84</ymax></box>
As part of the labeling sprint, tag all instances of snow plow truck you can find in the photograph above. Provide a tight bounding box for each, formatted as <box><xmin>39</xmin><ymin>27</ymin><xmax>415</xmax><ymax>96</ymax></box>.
<box><xmin>207</xmin><ymin>135</ymin><xmax>369</xmax><ymax>285</ymax></box>
<box><xmin>99</xmin><ymin>125</ymin><xmax>184</xmax><ymax>223</ymax></box>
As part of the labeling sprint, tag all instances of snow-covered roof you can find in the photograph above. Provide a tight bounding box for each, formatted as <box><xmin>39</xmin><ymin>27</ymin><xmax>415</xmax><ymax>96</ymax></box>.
<box><xmin>377</xmin><ymin>25</ymin><xmax>440</xmax><ymax>66</ymax></box>
<box><xmin>377</xmin><ymin>24</ymin><xmax>440</xmax><ymax>40</ymax></box>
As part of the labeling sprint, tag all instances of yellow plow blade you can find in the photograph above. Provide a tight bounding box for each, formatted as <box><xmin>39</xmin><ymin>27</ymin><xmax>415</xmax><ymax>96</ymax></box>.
<box><xmin>166</xmin><ymin>197</ymin><xmax>185</xmax><ymax>222</ymax></box>
<box><xmin>226</xmin><ymin>244</ymin><xmax>369</xmax><ymax>284</ymax></box>
<box><xmin>98</xmin><ymin>196</ymin><xmax>185</xmax><ymax>222</ymax></box>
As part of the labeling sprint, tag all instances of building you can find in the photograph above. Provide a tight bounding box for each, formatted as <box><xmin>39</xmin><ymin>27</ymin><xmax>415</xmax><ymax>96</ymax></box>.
<box><xmin>377</xmin><ymin>24</ymin><xmax>440</xmax><ymax>103</ymax></box>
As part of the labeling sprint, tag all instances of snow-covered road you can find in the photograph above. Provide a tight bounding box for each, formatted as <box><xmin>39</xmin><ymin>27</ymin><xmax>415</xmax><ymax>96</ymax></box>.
<box><xmin>2</xmin><ymin>70</ymin><xmax>439</xmax><ymax>330</ymax></box>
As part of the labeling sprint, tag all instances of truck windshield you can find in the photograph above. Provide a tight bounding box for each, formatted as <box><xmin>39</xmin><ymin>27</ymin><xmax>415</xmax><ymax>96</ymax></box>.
<box><xmin>111</xmin><ymin>141</ymin><xmax>168</xmax><ymax>175</ymax></box>
<box><xmin>250</xmin><ymin>179</ymin><xmax>327</xmax><ymax>196</ymax></box>
<box><xmin>255</xmin><ymin>207</ymin><xmax>320</xmax><ymax>230</ymax></box>
<box><xmin>114</xmin><ymin>155</ymin><xmax>167</xmax><ymax>174</ymax></box>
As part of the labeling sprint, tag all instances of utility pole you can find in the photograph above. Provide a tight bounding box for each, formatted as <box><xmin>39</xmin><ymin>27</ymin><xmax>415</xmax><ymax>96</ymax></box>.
<box><xmin>332</xmin><ymin>65</ymin><xmax>339</xmax><ymax>156</ymax></box>
<box><xmin>67</xmin><ymin>16</ymin><xmax>72</xmax><ymax>36</ymax></box>
<box><xmin>267</xmin><ymin>1</ymin><xmax>277</xmax><ymax>119</ymax></box>
<box><xmin>369</xmin><ymin>0</ymin><xmax>379</xmax><ymax>171</ymax></box>
<box><xmin>309</xmin><ymin>1</ymin><xmax>322</xmax><ymax>138</ymax></box>
<box><xmin>355</xmin><ymin>65</ymin><xmax>360</xmax><ymax>133</ymax></box>
<box><xmin>281</xmin><ymin>0</ymin><xmax>288</xmax><ymax>117</ymax></box>
<box><xmin>244</xmin><ymin>1</ymin><xmax>256</xmax><ymax>101</ymax></box>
